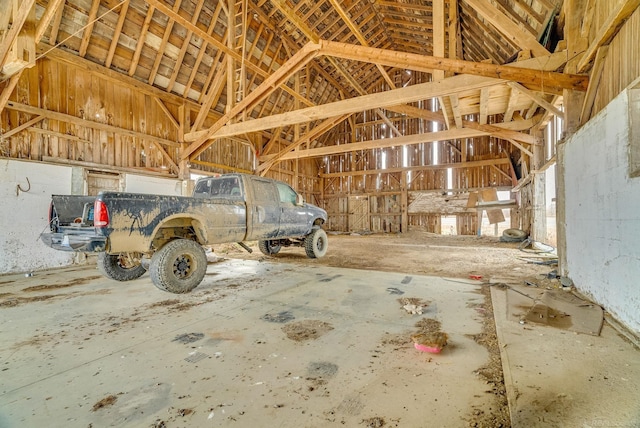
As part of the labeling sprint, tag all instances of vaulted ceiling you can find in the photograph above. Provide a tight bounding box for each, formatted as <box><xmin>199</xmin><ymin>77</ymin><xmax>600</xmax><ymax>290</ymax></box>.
<box><xmin>2</xmin><ymin>0</ymin><xmax>584</xmax><ymax>174</ymax></box>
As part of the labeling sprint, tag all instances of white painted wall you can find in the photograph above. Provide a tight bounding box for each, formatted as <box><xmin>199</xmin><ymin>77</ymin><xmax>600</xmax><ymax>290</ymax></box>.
<box><xmin>0</xmin><ymin>162</ymin><xmax>186</xmax><ymax>274</ymax></box>
<box><xmin>124</xmin><ymin>173</ymin><xmax>183</xmax><ymax>195</ymax></box>
<box><xmin>0</xmin><ymin>160</ymin><xmax>75</xmax><ymax>274</ymax></box>
<box><xmin>563</xmin><ymin>89</ymin><xmax>640</xmax><ymax>334</ymax></box>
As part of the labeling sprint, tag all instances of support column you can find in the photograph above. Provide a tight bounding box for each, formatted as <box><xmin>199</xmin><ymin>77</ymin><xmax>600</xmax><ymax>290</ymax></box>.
<box><xmin>531</xmin><ymin>133</ymin><xmax>547</xmax><ymax>242</ymax></box>
<box><xmin>401</xmin><ymin>171</ymin><xmax>408</xmax><ymax>233</ymax></box>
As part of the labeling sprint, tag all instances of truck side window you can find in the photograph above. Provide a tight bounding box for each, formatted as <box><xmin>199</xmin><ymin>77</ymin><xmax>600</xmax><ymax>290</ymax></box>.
<box><xmin>193</xmin><ymin>179</ymin><xmax>212</xmax><ymax>197</ymax></box>
<box><xmin>276</xmin><ymin>183</ymin><xmax>298</xmax><ymax>204</ymax></box>
<box><xmin>251</xmin><ymin>179</ymin><xmax>278</xmax><ymax>202</ymax></box>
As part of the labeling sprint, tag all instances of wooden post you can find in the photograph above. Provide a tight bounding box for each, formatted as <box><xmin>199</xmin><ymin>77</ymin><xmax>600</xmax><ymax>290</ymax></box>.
<box><xmin>401</xmin><ymin>171</ymin><xmax>408</xmax><ymax>233</ymax></box>
<box><xmin>532</xmin><ymin>133</ymin><xmax>547</xmax><ymax>242</ymax></box>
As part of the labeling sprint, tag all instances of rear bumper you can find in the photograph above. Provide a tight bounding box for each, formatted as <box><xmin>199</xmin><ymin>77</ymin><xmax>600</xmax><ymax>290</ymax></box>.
<box><xmin>41</xmin><ymin>232</ymin><xmax>107</xmax><ymax>252</ymax></box>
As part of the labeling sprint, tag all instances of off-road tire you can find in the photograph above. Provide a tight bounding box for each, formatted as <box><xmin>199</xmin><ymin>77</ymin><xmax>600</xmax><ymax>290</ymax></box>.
<box><xmin>97</xmin><ymin>252</ymin><xmax>146</xmax><ymax>281</ymax></box>
<box><xmin>258</xmin><ymin>240</ymin><xmax>281</xmax><ymax>255</ymax></box>
<box><xmin>501</xmin><ymin>228</ymin><xmax>528</xmax><ymax>242</ymax></box>
<box><xmin>304</xmin><ymin>227</ymin><xmax>328</xmax><ymax>258</ymax></box>
<box><xmin>149</xmin><ymin>239</ymin><xmax>207</xmax><ymax>293</ymax></box>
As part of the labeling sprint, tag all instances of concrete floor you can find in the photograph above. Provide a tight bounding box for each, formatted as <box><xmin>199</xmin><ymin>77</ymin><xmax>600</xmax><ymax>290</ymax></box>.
<box><xmin>1</xmin><ymin>259</ymin><xmax>497</xmax><ymax>427</ymax></box>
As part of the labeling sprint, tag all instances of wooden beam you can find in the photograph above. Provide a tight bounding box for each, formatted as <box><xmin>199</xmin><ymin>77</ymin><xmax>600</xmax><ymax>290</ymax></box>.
<box><xmin>35</xmin><ymin>0</ymin><xmax>65</xmax><ymax>42</ymax></box>
<box><xmin>0</xmin><ymin>115</ymin><xmax>44</xmax><ymax>138</ymax></box>
<box><xmin>319</xmin><ymin>158</ymin><xmax>511</xmax><ymax>178</ymax></box>
<box><xmin>154</xmin><ymin>98</ymin><xmax>179</xmax><ymax>130</ymax></box>
<box><xmin>0</xmin><ymin>72</ymin><xmax>21</xmax><ymax>113</ymax></box>
<box><xmin>463</xmin><ymin>0</ymin><xmax>550</xmax><ymax>57</ymax></box>
<box><xmin>105</xmin><ymin>0</ymin><xmax>129</xmax><ymax>68</ymax></box>
<box><xmin>186</xmin><ymin>73</ymin><xmax>501</xmax><ymax>143</ymax></box>
<box><xmin>264</xmin><ymin>128</ymin><xmax>496</xmax><ymax>161</ymax></box>
<box><xmin>190</xmin><ymin>159</ymin><xmax>253</xmax><ymax>174</ymax></box>
<box><xmin>258</xmin><ymin>114</ymin><xmax>350</xmax><ymax>174</ymax></box>
<box><xmin>128</xmin><ymin>5</ymin><xmax>155</xmax><ymax>76</ymax></box>
<box><xmin>78</xmin><ymin>0</ymin><xmax>100</xmax><ymax>58</ymax></box>
<box><xmin>577</xmin><ymin>0</ymin><xmax>640</xmax><ymax>72</ymax></box>
<box><xmin>318</xmin><ymin>41</ymin><xmax>587</xmax><ymax>95</ymax></box>
<box><xmin>167</xmin><ymin>0</ymin><xmax>204</xmax><ymax>93</ymax></box>
<box><xmin>37</xmin><ymin>44</ymin><xmax>216</xmax><ymax>117</ymax></box>
<box><xmin>580</xmin><ymin>46</ymin><xmax>608</xmax><ymax>125</ymax></box>
<box><xmin>6</xmin><ymin>101</ymin><xmax>180</xmax><ymax>147</ymax></box>
<box><xmin>148</xmin><ymin>0</ymin><xmax>183</xmax><ymax>85</ymax></box>
<box><xmin>479</xmin><ymin>87</ymin><xmax>489</xmax><ymax>125</ymax></box>
<box><xmin>48</xmin><ymin>0</ymin><xmax>65</xmax><ymax>44</ymax></box>
<box><xmin>182</xmin><ymin>42</ymin><xmax>321</xmax><ymax>160</ymax></box>
<box><xmin>193</xmin><ymin>56</ymin><xmax>227</xmax><ymax>130</ymax></box>
<box><xmin>507</xmin><ymin>82</ymin><xmax>564</xmax><ymax>117</ymax></box>
<box><xmin>0</xmin><ymin>0</ymin><xmax>36</xmax><ymax>72</ymax></box>
<box><xmin>146</xmin><ymin>0</ymin><xmax>313</xmax><ymax>108</ymax></box>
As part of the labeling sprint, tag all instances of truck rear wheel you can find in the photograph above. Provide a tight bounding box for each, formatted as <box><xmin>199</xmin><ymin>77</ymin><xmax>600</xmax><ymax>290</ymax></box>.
<box><xmin>150</xmin><ymin>239</ymin><xmax>207</xmax><ymax>293</ymax></box>
<box><xmin>258</xmin><ymin>240</ymin><xmax>281</xmax><ymax>255</ymax></box>
<box><xmin>304</xmin><ymin>227</ymin><xmax>328</xmax><ymax>258</ymax></box>
<box><xmin>97</xmin><ymin>252</ymin><xmax>146</xmax><ymax>281</ymax></box>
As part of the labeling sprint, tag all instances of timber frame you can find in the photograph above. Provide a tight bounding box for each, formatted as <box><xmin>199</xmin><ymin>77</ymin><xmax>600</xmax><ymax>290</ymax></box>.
<box><xmin>1</xmin><ymin>0</ymin><xmax>639</xmax><ymax>235</ymax></box>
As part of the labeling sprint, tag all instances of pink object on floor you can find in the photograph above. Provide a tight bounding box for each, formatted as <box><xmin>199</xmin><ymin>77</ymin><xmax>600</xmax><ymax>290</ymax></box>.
<box><xmin>414</xmin><ymin>342</ymin><xmax>442</xmax><ymax>353</ymax></box>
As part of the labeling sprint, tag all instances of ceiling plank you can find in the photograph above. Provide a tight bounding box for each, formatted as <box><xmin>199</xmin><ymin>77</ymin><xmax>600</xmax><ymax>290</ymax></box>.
<box><xmin>318</xmin><ymin>41</ymin><xmax>587</xmax><ymax>95</ymax></box>
<box><xmin>463</xmin><ymin>0</ymin><xmax>550</xmax><ymax>57</ymax></box>
<box><xmin>78</xmin><ymin>0</ymin><xmax>100</xmax><ymax>58</ymax></box>
<box><xmin>577</xmin><ymin>0</ymin><xmax>640</xmax><ymax>72</ymax></box>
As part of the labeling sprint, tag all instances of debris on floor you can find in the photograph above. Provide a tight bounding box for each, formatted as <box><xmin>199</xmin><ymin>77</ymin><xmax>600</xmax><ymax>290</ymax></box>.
<box><xmin>507</xmin><ymin>285</ymin><xmax>604</xmax><ymax>335</ymax></box>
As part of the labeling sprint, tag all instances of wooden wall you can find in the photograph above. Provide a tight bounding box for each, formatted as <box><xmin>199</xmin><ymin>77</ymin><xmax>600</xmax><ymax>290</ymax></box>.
<box><xmin>590</xmin><ymin>5</ymin><xmax>640</xmax><ymax>118</ymax></box>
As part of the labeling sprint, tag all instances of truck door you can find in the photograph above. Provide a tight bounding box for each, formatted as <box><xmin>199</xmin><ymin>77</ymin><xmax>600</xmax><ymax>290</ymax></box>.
<box><xmin>276</xmin><ymin>183</ymin><xmax>309</xmax><ymax>237</ymax></box>
<box><xmin>247</xmin><ymin>177</ymin><xmax>280</xmax><ymax>239</ymax></box>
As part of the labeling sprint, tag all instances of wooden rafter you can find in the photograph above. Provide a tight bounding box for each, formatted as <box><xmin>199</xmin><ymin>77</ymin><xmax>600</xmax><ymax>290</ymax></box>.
<box><xmin>187</xmin><ymin>73</ymin><xmax>506</xmax><ymax>142</ymax></box>
<box><xmin>148</xmin><ymin>0</ymin><xmax>183</xmax><ymax>86</ymax></box>
<box><xmin>0</xmin><ymin>0</ymin><xmax>36</xmax><ymax>76</ymax></box>
<box><xmin>128</xmin><ymin>5</ymin><xmax>155</xmax><ymax>76</ymax></box>
<box><xmin>318</xmin><ymin>41</ymin><xmax>586</xmax><ymax>95</ymax></box>
<box><xmin>78</xmin><ymin>0</ymin><xmax>100</xmax><ymax>58</ymax></box>
<box><xmin>35</xmin><ymin>0</ymin><xmax>65</xmax><ymax>42</ymax></box>
<box><xmin>146</xmin><ymin>0</ymin><xmax>312</xmax><ymax>108</ymax></box>
<box><xmin>167</xmin><ymin>0</ymin><xmax>205</xmax><ymax>93</ymax></box>
<box><xmin>464</xmin><ymin>0</ymin><xmax>550</xmax><ymax>57</ymax></box>
<box><xmin>182</xmin><ymin>42</ymin><xmax>322</xmax><ymax>160</ymax></box>
<box><xmin>105</xmin><ymin>0</ymin><xmax>129</xmax><ymax>68</ymax></box>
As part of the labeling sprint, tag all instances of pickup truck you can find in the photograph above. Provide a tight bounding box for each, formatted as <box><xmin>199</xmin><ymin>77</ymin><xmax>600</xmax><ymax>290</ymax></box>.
<box><xmin>41</xmin><ymin>173</ymin><xmax>328</xmax><ymax>293</ymax></box>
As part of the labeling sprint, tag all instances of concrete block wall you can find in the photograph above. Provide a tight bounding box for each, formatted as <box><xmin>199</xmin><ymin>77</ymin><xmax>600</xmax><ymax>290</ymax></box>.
<box><xmin>562</xmin><ymin>89</ymin><xmax>640</xmax><ymax>334</ymax></box>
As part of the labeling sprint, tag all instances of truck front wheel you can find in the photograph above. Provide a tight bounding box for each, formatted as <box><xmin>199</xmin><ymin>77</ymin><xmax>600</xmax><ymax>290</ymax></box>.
<box><xmin>98</xmin><ymin>252</ymin><xmax>146</xmax><ymax>281</ymax></box>
<box><xmin>304</xmin><ymin>228</ymin><xmax>328</xmax><ymax>258</ymax></box>
<box><xmin>258</xmin><ymin>240</ymin><xmax>281</xmax><ymax>255</ymax></box>
<box><xmin>150</xmin><ymin>239</ymin><xmax>207</xmax><ymax>293</ymax></box>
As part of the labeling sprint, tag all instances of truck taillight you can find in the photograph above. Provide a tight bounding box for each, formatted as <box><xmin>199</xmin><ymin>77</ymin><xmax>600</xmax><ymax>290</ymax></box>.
<box><xmin>94</xmin><ymin>200</ymin><xmax>109</xmax><ymax>227</ymax></box>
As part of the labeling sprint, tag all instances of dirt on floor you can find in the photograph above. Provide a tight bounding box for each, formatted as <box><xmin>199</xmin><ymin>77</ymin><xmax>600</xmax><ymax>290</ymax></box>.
<box><xmin>214</xmin><ymin>231</ymin><xmax>555</xmax><ymax>428</ymax></box>
<box><xmin>213</xmin><ymin>231</ymin><xmax>553</xmax><ymax>283</ymax></box>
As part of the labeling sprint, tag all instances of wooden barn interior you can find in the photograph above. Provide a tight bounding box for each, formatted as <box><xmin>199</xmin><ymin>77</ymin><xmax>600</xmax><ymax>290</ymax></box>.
<box><xmin>1</xmin><ymin>0</ymin><xmax>640</xmax><ymax>426</ymax></box>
